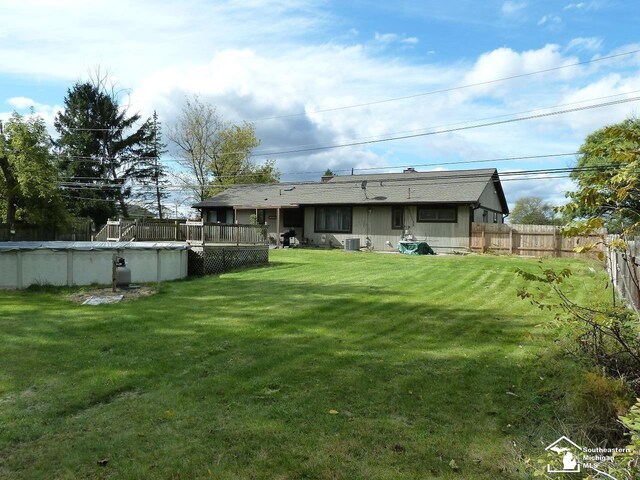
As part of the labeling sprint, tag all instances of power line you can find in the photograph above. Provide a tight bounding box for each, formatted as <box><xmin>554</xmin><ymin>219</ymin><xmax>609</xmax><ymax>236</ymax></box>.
<box><xmin>54</xmin><ymin>48</ymin><xmax>640</xmax><ymax>136</ymax></box>
<box><xmin>55</xmin><ymin>89</ymin><xmax>640</xmax><ymax>153</ymax></box>
<box><xmin>249</xmin><ymin>90</ymin><xmax>640</xmax><ymax>156</ymax></box>
<box><xmin>57</xmin><ymin>152</ymin><xmax>579</xmax><ymax>183</ymax></box>
<box><xmin>248</xmin><ymin>95</ymin><xmax>640</xmax><ymax>157</ymax></box>
<box><xmin>336</xmin><ymin>153</ymin><xmax>579</xmax><ymax>173</ymax></box>
<box><xmin>59</xmin><ymin>165</ymin><xmax>615</xmax><ymax>210</ymax></box>
<box><xmin>56</xmin><ymin>160</ymin><xmax>578</xmax><ymax>190</ymax></box>
<box><xmin>98</xmin><ymin>164</ymin><xmax>616</xmax><ymax>193</ymax></box>
<box><xmin>247</xmin><ymin>48</ymin><xmax>640</xmax><ymax>121</ymax></box>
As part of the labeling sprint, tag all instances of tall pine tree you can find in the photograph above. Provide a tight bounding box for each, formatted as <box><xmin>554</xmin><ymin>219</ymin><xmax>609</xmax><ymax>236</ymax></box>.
<box><xmin>133</xmin><ymin>111</ymin><xmax>170</xmax><ymax>219</ymax></box>
<box><xmin>54</xmin><ymin>79</ymin><xmax>154</xmax><ymax>226</ymax></box>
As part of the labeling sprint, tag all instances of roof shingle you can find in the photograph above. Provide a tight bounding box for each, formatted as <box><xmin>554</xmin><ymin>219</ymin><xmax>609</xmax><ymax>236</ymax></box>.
<box><xmin>192</xmin><ymin>168</ymin><xmax>508</xmax><ymax>212</ymax></box>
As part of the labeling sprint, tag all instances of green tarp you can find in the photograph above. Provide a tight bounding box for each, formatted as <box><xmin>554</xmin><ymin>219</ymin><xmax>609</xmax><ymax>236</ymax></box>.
<box><xmin>397</xmin><ymin>241</ymin><xmax>435</xmax><ymax>255</ymax></box>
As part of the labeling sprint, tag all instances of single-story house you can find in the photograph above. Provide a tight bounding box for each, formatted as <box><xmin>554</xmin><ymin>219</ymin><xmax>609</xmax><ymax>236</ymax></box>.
<box><xmin>192</xmin><ymin>168</ymin><xmax>509</xmax><ymax>253</ymax></box>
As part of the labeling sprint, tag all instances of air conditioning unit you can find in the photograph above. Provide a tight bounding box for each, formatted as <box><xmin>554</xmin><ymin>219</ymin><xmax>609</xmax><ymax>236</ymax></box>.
<box><xmin>344</xmin><ymin>238</ymin><xmax>360</xmax><ymax>251</ymax></box>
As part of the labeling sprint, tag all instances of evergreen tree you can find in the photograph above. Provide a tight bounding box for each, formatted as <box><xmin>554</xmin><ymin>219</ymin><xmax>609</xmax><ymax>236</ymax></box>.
<box><xmin>54</xmin><ymin>78</ymin><xmax>154</xmax><ymax>225</ymax></box>
<box><xmin>134</xmin><ymin>111</ymin><xmax>170</xmax><ymax>219</ymax></box>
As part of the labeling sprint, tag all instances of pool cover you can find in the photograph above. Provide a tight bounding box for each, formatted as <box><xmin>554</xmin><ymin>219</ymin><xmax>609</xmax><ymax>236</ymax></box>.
<box><xmin>397</xmin><ymin>241</ymin><xmax>435</xmax><ymax>255</ymax></box>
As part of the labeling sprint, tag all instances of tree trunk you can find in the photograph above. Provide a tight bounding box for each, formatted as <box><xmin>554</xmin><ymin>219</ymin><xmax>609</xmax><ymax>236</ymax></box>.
<box><xmin>0</xmin><ymin>155</ymin><xmax>18</xmax><ymax>224</ymax></box>
<box><xmin>154</xmin><ymin>160</ymin><xmax>163</xmax><ymax>220</ymax></box>
<box><xmin>155</xmin><ymin>185</ymin><xmax>163</xmax><ymax>220</ymax></box>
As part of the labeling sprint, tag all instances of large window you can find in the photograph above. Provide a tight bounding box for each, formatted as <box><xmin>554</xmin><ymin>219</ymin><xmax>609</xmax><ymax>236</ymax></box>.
<box><xmin>392</xmin><ymin>206</ymin><xmax>404</xmax><ymax>230</ymax></box>
<box><xmin>315</xmin><ymin>206</ymin><xmax>352</xmax><ymax>233</ymax></box>
<box><xmin>417</xmin><ymin>205</ymin><xmax>457</xmax><ymax>223</ymax></box>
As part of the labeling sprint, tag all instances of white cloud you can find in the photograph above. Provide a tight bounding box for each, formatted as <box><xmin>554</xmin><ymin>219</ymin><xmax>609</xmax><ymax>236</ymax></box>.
<box><xmin>566</xmin><ymin>37</ymin><xmax>603</xmax><ymax>52</ymax></box>
<box><xmin>3</xmin><ymin>97</ymin><xmax>63</xmax><ymax>134</ymax></box>
<box><xmin>7</xmin><ymin>97</ymin><xmax>38</xmax><ymax>109</ymax></box>
<box><xmin>0</xmin><ymin>0</ymin><xmax>329</xmax><ymax>81</ymax></box>
<box><xmin>563</xmin><ymin>1</ymin><xmax>600</xmax><ymax>11</ymax></box>
<box><xmin>502</xmin><ymin>173</ymin><xmax>575</xmax><ymax>209</ymax></box>
<box><xmin>563</xmin><ymin>2</ymin><xmax>586</xmax><ymax>10</ymax></box>
<box><xmin>538</xmin><ymin>14</ymin><xmax>562</xmax><ymax>28</ymax></box>
<box><xmin>374</xmin><ymin>32</ymin><xmax>419</xmax><ymax>45</ymax></box>
<box><xmin>461</xmin><ymin>44</ymin><xmax>580</xmax><ymax>99</ymax></box>
<box><xmin>375</xmin><ymin>32</ymin><xmax>399</xmax><ymax>43</ymax></box>
<box><xmin>2</xmin><ymin>1</ymin><xmax>639</xmax><ymax>203</ymax></box>
<box><xmin>501</xmin><ymin>1</ymin><xmax>527</xmax><ymax>15</ymax></box>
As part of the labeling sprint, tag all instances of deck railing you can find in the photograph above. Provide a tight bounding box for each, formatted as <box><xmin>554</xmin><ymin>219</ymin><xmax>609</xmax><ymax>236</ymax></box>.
<box><xmin>94</xmin><ymin>219</ymin><xmax>267</xmax><ymax>245</ymax></box>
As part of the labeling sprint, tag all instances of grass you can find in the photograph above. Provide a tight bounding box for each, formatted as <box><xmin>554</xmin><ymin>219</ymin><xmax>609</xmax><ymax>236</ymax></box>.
<box><xmin>0</xmin><ymin>250</ymin><xmax>611</xmax><ymax>479</ymax></box>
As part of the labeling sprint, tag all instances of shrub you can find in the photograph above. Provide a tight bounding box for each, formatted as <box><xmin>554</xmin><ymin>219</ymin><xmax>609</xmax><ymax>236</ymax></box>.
<box><xmin>566</xmin><ymin>372</ymin><xmax>634</xmax><ymax>444</ymax></box>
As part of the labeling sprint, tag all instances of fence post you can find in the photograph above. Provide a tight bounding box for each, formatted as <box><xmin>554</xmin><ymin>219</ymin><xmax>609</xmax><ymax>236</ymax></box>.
<box><xmin>509</xmin><ymin>226</ymin><xmax>513</xmax><ymax>255</ymax></box>
<box><xmin>554</xmin><ymin>227</ymin><xmax>561</xmax><ymax>257</ymax></box>
<box><xmin>175</xmin><ymin>220</ymin><xmax>179</xmax><ymax>241</ymax></box>
<box><xmin>481</xmin><ymin>224</ymin><xmax>487</xmax><ymax>253</ymax></box>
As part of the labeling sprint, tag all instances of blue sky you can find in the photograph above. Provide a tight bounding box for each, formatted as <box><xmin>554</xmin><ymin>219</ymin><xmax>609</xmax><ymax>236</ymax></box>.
<box><xmin>1</xmin><ymin>0</ymin><xmax>639</xmax><ymax>208</ymax></box>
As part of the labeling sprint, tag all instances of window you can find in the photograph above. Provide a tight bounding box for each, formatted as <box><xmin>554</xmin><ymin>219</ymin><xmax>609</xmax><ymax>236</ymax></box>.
<box><xmin>482</xmin><ymin>210</ymin><xmax>488</xmax><ymax>223</ymax></box>
<box><xmin>417</xmin><ymin>205</ymin><xmax>457</xmax><ymax>223</ymax></box>
<box><xmin>208</xmin><ymin>208</ymin><xmax>232</xmax><ymax>224</ymax></box>
<box><xmin>257</xmin><ymin>209</ymin><xmax>266</xmax><ymax>224</ymax></box>
<box><xmin>283</xmin><ymin>208</ymin><xmax>303</xmax><ymax>227</ymax></box>
<box><xmin>391</xmin><ymin>206</ymin><xmax>404</xmax><ymax>230</ymax></box>
<box><xmin>493</xmin><ymin>211</ymin><xmax>498</xmax><ymax>223</ymax></box>
<box><xmin>315</xmin><ymin>206</ymin><xmax>352</xmax><ymax>233</ymax></box>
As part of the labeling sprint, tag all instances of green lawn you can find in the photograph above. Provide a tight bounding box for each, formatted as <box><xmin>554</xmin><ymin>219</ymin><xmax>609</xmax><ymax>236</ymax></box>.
<box><xmin>0</xmin><ymin>250</ymin><xmax>610</xmax><ymax>479</ymax></box>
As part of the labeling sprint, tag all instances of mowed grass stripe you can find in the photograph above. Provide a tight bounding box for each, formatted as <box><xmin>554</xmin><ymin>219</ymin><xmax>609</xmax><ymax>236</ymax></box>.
<box><xmin>0</xmin><ymin>250</ymin><xmax>609</xmax><ymax>479</ymax></box>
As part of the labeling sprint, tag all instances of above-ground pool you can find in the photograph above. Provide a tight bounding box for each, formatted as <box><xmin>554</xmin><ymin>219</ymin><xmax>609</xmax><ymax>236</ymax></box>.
<box><xmin>0</xmin><ymin>242</ymin><xmax>190</xmax><ymax>289</ymax></box>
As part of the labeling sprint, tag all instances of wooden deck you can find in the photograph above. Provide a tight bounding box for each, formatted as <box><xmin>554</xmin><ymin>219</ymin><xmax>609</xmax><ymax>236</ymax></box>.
<box><xmin>94</xmin><ymin>219</ymin><xmax>267</xmax><ymax>246</ymax></box>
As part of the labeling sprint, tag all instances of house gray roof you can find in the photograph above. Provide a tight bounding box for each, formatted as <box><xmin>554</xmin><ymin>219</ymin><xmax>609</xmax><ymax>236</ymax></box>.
<box><xmin>192</xmin><ymin>168</ymin><xmax>509</xmax><ymax>213</ymax></box>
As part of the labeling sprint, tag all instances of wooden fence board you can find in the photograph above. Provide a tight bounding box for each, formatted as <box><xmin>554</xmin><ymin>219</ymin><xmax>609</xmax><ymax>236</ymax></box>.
<box><xmin>0</xmin><ymin>220</ymin><xmax>92</xmax><ymax>242</ymax></box>
<box><xmin>93</xmin><ymin>219</ymin><xmax>267</xmax><ymax>245</ymax></box>
<box><xmin>470</xmin><ymin>223</ymin><xmax>606</xmax><ymax>258</ymax></box>
<box><xmin>606</xmin><ymin>236</ymin><xmax>640</xmax><ymax>315</ymax></box>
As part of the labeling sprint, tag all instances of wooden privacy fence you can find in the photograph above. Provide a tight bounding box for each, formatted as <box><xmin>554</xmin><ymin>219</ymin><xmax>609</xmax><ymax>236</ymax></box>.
<box><xmin>0</xmin><ymin>220</ymin><xmax>93</xmax><ymax>242</ymax></box>
<box><xmin>470</xmin><ymin>222</ymin><xmax>607</xmax><ymax>257</ymax></box>
<box><xmin>606</xmin><ymin>236</ymin><xmax>640</xmax><ymax>315</ymax></box>
<box><xmin>94</xmin><ymin>219</ymin><xmax>267</xmax><ymax>245</ymax></box>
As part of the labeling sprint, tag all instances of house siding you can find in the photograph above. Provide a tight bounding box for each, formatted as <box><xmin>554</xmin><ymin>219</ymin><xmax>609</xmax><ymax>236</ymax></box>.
<box><xmin>304</xmin><ymin>205</ymin><xmax>470</xmax><ymax>253</ymax></box>
<box><xmin>474</xmin><ymin>183</ymin><xmax>505</xmax><ymax>224</ymax></box>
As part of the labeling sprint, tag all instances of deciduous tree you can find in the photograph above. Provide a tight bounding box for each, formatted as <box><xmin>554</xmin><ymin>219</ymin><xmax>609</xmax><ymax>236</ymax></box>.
<box><xmin>0</xmin><ymin>112</ymin><xmax>67</xmax><ymax>226</ymax></box>
<box><xmin>564</xmin><ymin>117</ymin><xmax>640</xmax><ymax>234</ymax></box>
<box><xmin>169</xmin><ymin>96</ymin><xmax>278</xmax><ymax>201</ymax></box>
<box><xmin>509</xmin><ymin>196</ymin><xmax>559</xmax><ymax>225</ymax></box>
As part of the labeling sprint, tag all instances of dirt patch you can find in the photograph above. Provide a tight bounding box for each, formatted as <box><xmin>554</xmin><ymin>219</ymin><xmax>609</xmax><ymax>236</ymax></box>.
<box><xmin>68</xmin><ymin>285</ymin><xmax>156</xmax><ymax>304</ymax></box>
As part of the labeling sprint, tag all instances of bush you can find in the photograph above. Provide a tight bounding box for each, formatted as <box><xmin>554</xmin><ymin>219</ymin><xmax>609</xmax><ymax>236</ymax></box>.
<box><xmin>566</xmin><ymin>371</ymin><xmax>634</xmax><ymax>444</ymax></box>
<box><xmin>516</xmin><ymin>265</ymin><xmax>640</xmax><ymax>393</ymax></box>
